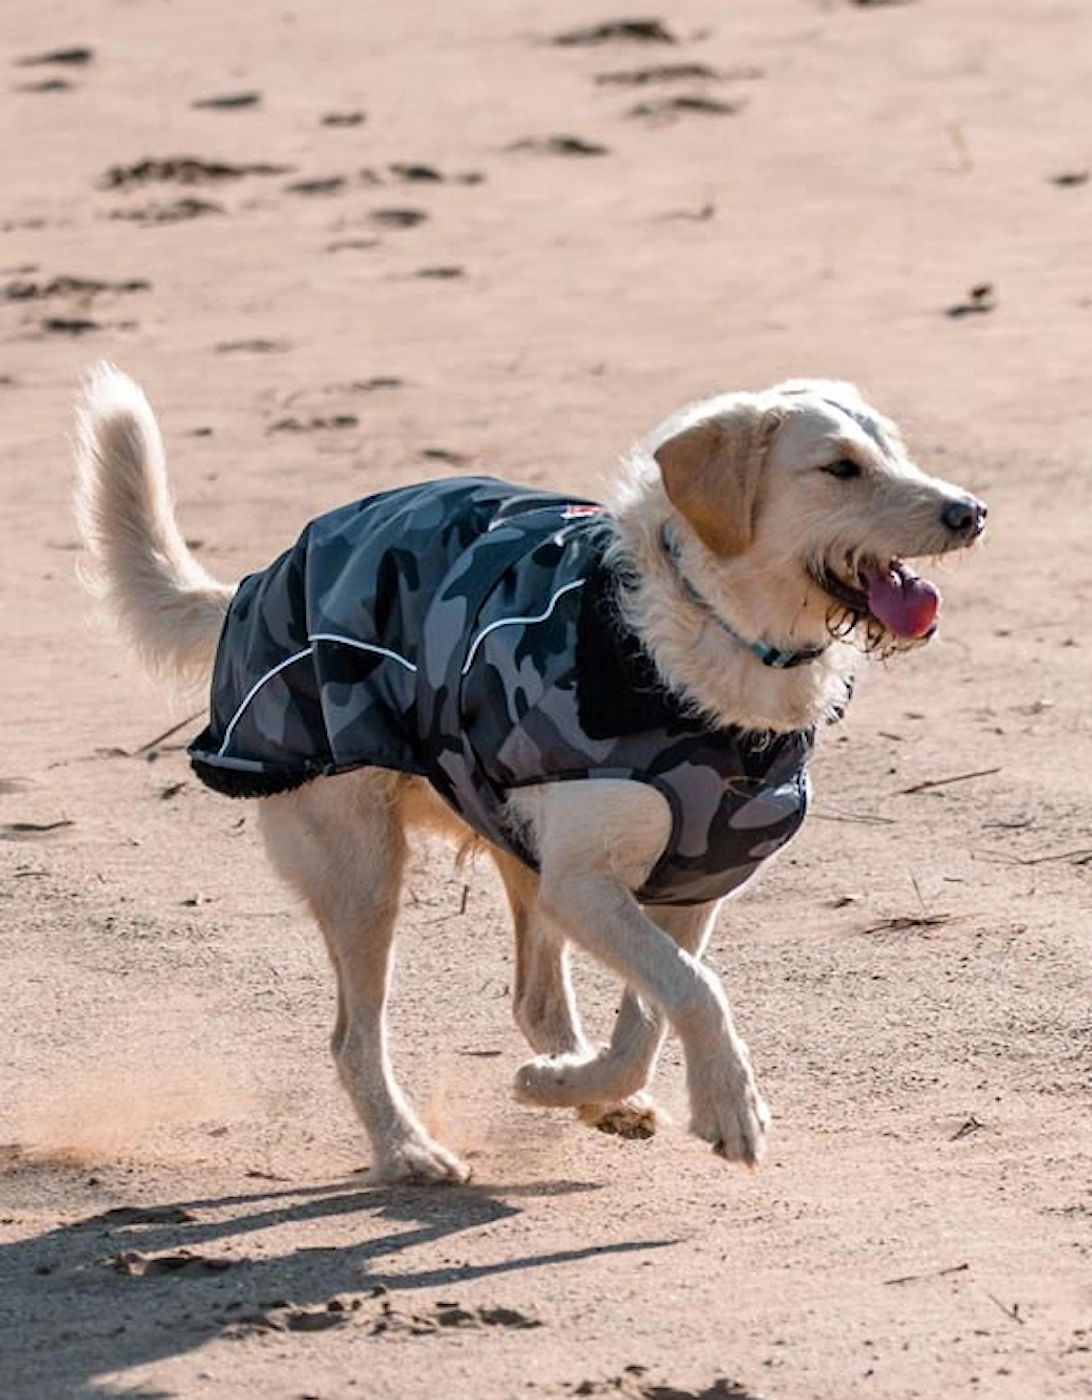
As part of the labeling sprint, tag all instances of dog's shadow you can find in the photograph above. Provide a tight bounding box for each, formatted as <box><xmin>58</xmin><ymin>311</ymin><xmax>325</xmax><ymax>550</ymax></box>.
<box><xmin>1</xmin><ymin>1172</ymin><xmax>680</xmax><ymax>1398</ymax></box>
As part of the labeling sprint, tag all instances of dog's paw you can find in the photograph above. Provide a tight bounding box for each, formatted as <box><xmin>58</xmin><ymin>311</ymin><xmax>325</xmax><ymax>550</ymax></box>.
<box><xmin>577</xmin><ymin>1092</ymin><xmax>662</xmax><ymax>1140</ymax></box>
<box><xmin>689</xmin><ymin>1067</ymin><xmax>770</xmax><ymax>1168</ymax></box>
<box><xmin>513</xmin><ymin>1051</ymin><xmax>598</xmax><ymax>1108</ymax></box>
<box><xmin>368</xmin><ymin>1135</ymin><xmax>471</xmax><ymax>1186</ymax></box>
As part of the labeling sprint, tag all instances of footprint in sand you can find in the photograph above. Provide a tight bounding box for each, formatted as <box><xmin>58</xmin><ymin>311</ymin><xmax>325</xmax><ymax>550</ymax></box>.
<box><xmin>506</xmin><ymin>135</ymin><xmax>609</xmax><ymax>157</ymax></box>
<box><xmin>571</xmin><ymin>1376</ymin><xmax>760</xmax><ymax>1400</ymax></box>
<box><xmin>326</xmin><ymin>237</ymin><xmax>382</xmax><ymax>252</ymax></box>
<box><xmin>191</xmin><ymin>92</ymin><xmax>261</xmax><ymax>110</ymax></box>
<box><xmin>111</xmin><ymin>1249</ymin><xmax>234</xmax><ymax>1277</ymax></box>
<box><xmin>268</xmin><ymin>414</ymin><xmax>359</xmax><ymax>434</ymax></box>
<box><xmin>420</xmin><ymin>447</ymin><xmax>469</xmax><ymax>466</ymax></box>
<box><xmin>389</xmin><ymin>162</ymin><xmax>444</xmax><ymax>183</ymax></box>
<box><xmin>385</xmin><ymin>162</ymin><xmax>486</xmax><ymax>185</ymax></box>
<box><xmin>99</xmin><ymin>157</ymin><xmax>292</xmax><ymax>190</ymax></box>
<box><xmin>15</xmin><ymin>45</ymin><xmax>93</xmax><ymax>66</ymax></box>
<box><xmin>550</xmin><ymin>19</ymin><xmax>677</xmax><ymax>46</ymax></box>
<box><xmin>367</xmin><ymin>1296</ymin><xmax>542</xmax><ymax>1337</ymax></box>
<box><xmin>2</xmin><ymin>275</ymin><xmax>150</xmax><ymax>301</ymax></box>
<box><xmin>0</xmin><ymin>819</ymin><xmax>75</xmax><ymax>841</ymax></box>
<box><xmin>3</xmin><ymin>276</ymin><xmax>150</xmax><ymax>336</ymax></box>
<box><xmin>370</xmin><ymin>208</ymin><xmax>428</xmax><ymax>228</ymax></box>
<box><xmin>348</xmin><ymin>376</ymin><xmax>403</xmax><ymax>391</ymax></box>
<box><xmin>214</xmin><ymin>338</ymin><xmax>291</xmax><ymax>354</ymax></box>
<box><xmin>109</xmin><ymin>197</ymin><xmax>224</xmax><ymax>226</ymax></box>
<box><xmin>321</xmin><ymin>110</ymin><xmax>367</xmax><ymax>127</ymax></box>
<box><xmin>628</xmin><ymin>94</ymin><xmax>744</xmax><ymax>121</ymax></box>
<box><xmin>412</xmin><ymin>266</ymin><xmax>465</xmax><ymax>280</ymax></box>
<box><xmin>15</xmin><ymin>78</ymin><xmax>73</xmax><ymax>93</ymax></box>
<box><xmin>594</xmin><ymin>62</ymin><xmax>763</xmax><ymax>87</ymax></box>
<box><xmin>285</xmin><ymin>175</ymin><xmax>346</xmax><ymax>196</ymax></box>
<box><xmin>41</xmin><ymin>317</ymin><xmax>102</xmax><ymax>335</ymax></box>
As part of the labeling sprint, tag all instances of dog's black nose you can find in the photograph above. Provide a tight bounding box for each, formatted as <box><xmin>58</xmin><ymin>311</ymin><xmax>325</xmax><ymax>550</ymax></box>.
<box><xmin>941</xmin><ymin>496</ymin><xmax>988</xmax><ymax>539</ymax></box>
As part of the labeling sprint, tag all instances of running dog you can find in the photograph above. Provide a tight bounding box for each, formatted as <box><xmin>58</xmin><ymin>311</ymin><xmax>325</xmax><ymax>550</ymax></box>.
<box><xmin>74</xmin><ymin>367</ymin><xmax>986</xmax><ymax>1182</ymax></box>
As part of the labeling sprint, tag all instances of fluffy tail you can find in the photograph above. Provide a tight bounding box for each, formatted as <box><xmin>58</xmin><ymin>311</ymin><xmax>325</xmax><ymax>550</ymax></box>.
<box><xmin>73</xmin><ymin>363</ymin><xmax>234</xmax><ymax>686</ymax></box>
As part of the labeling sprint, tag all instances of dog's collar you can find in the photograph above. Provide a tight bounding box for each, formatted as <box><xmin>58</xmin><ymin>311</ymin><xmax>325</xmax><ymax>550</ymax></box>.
<box><xmin>660</xmin><ymin>524</ymin><xmax>828</xmax><ymax>670</ymax></box>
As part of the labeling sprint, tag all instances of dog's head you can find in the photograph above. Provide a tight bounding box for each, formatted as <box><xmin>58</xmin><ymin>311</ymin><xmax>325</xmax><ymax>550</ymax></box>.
<box><xmin>651</xmin><ymin>379</ymin><xmax>987</xmax><ymax>650</ymax></box>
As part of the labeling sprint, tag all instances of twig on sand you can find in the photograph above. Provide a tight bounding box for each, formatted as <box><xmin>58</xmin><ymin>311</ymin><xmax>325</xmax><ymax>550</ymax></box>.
<box><xmin>860</xmin><ymin>869</ymin><xmax>959</xmax><ymax>936</ymax></box>
<box><xmin>973</xmin><ymin>845</ymin><xmax>1092</xmax><ymax>868</ymax></box>
<box><xmin>897</xmin><ymin>766</ymin><xmax>1001</xmax><ymax>796</ymax></box>
<box><xmin>884</xmin><ymin>1261</ymin><xmax>970</xmax><ymax>1286</ymax></box>
<box><xmin>950</xmin><ymin>1114</ymin><xmax>986</xmax><ymax>1141</ymax></box>
<box><xmin>985</xmin><ymin>1292</ymin><xmax>1026</xmax><ymax>1325</ymax></box>
<box><xmin>860</xmin><ymin>912</ymin><xmax>956</xmax><ymax>936</ymax></box>
<box><xmin>132</xmin><ymin>711</ymin><xmax>204</xmax><ymax>755</ymax></box>
<box><xmin>1016</xmin><ymin>846</ymin><xmax>1092</xmax><ymax>866</ymax></box>
<box><xmin>812</xmin><ymin>805</ymin><xmax>895</xmax><ymax>826</ymax></box>
<box><xmin>3</xmin><ymin>818</ymin><xmax>74</xmax><ymax>835</ymax></box>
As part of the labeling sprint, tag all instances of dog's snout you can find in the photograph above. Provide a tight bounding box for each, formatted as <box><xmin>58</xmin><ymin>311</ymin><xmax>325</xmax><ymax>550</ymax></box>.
<box><xmin>941</xmin><ymin>495</ymin><xmax>987</xmax><ymax>540</ymax></box>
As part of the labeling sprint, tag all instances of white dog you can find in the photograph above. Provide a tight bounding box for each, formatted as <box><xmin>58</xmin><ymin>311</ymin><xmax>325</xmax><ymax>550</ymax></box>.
<box><xmin>74</xmin><ymin>367</ymin><xmax>986</xmax><ymax>1183</ymax></box>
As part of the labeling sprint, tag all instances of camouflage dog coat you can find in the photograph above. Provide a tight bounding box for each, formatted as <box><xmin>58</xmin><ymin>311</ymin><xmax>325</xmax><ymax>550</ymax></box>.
<box><xmin>189</xmin><ymin>477</ymin><xmax>814</xmax><ymax>906</ymax></box>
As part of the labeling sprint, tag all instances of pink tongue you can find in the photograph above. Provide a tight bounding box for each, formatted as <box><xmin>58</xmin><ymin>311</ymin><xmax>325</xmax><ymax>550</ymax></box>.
<box><xmin>863</xmin><ymin>563</ymin><xmax>940</xmax><ymax>638</ymax></box>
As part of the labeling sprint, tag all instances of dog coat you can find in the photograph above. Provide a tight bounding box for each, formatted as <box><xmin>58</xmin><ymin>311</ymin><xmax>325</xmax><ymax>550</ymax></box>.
<box><xmin>189</xmin><ymin>477</ymin><xmax>814</xmax><ymax>906</ymax></box>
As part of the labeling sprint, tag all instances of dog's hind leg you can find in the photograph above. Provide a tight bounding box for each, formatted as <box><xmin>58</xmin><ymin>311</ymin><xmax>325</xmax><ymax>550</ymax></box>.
<box><xmin>258</xmin><ymin>773</ymin><xmax>470</xmax><ymax>1184</ymax></box>
<box><xmin>492</xmin><ymin>849</ymin><xmax>588</xmax><ymax>1057</ymax></box>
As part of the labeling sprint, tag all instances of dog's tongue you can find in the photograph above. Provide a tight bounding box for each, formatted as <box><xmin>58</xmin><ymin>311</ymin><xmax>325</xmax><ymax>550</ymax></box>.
<box><xmin>863</xmin><ymin>562</ymin><xmax>940</xmax><ymax>638</ymax></box>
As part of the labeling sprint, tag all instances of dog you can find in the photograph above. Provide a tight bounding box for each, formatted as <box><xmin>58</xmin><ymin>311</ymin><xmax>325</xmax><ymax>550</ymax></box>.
<box><xmin>74</xmin><ymin>366</ymin><xmax>986</xmax><ymax>1183</ymax></box>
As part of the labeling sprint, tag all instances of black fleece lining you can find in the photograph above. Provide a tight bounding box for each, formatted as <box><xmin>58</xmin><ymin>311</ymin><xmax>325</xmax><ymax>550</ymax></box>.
<box><xmin>574</xmin><ymin>563</ymin><xmax>813</xmax><ymax>779</ymax></box>
<box><xmin>189</xmin><ymin>758</ymin><xmax>319</xmax><ymax>799</ymax></box>
<box><xmin>574</xmin><ymin>564</ymin><xmax>702</xmax><ymax>739</ymax></box>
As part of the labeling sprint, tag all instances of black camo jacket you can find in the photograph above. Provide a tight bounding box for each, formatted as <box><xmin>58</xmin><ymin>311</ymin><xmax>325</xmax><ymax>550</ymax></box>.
<box><xmin>189</xmin><ymin>477</ymin><xmax>814</xmax><ymax>906</ymax></box>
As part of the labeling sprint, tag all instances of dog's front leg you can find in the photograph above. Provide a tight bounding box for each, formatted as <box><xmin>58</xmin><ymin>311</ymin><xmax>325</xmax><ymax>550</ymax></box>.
<box><xmin>566</xmin><ymin>902</ymin><xmax>721</xmax><ymax>1139</ymax></box>
<box><xmin>510</xmin><ymin>782</ymin><xmax>769</xmax><ymax>1166</ymax></box>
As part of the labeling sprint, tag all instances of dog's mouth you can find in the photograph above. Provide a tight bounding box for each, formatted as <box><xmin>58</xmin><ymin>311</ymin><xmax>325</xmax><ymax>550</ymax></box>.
<box><xmin>810</xmin><ymin>557</ymin><xmax>941</xmax><ymax>641</ymax></box>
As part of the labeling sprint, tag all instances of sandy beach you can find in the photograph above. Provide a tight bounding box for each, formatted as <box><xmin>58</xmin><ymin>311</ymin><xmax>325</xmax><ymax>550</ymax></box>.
<box><xmin>2</xmin><ymin>2</ymin><xmax>1090</xmax><ymax>1396</ymax></box>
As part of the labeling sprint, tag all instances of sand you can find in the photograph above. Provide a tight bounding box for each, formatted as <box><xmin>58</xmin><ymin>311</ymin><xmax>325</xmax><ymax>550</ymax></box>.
<box><xmin>2</xmin><ymin>1</ymin><xmax>1090</xmax><ymax>1396</ymax></box>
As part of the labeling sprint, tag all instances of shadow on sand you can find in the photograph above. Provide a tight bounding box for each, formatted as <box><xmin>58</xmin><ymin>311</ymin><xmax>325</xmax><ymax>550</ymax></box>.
<box><xmin>0</xmin><ymin>1171</ymin><xmax>681</xmax><ymax>1398</ymax></box>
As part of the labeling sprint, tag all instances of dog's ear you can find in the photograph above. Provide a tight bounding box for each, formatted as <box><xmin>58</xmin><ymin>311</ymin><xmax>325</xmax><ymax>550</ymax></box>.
<box><xmin>654</xmin><ymin>400</ymin><xmax>784</xmax><ymax>557</ymax></box>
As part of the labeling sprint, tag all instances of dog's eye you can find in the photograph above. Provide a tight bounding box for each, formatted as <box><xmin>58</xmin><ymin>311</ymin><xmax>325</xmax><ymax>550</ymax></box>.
<box><xmin>822</xmin><ymin>458</ymin><xmax>861</xmax><ymax>480</ymax></box>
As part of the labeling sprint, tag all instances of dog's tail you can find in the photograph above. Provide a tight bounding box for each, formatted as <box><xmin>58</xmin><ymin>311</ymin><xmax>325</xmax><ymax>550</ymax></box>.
<box><xmin>74</xmin><ymin>363</ymin><xmax>234</xmax><ymax>686</ymax></box>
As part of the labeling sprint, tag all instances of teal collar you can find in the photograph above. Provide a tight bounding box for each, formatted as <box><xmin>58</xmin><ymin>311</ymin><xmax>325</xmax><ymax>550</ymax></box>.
<box><xmin>661</xmin><ymin>525</ymin><xmax>828</xmax><ymax>671</ymax></box>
